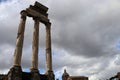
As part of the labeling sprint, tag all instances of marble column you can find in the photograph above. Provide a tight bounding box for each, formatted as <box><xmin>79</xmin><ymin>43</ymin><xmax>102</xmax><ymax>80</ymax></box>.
<box><xmin>31</xmin><ymin>17</ymin><xmax>39</xmax><ymax>71</ymax></box>
<box><xmin>13</xmin><ymin>10</ymin><xmax>27</xmax><ymax>67</ymax></box>
<box><xmin>45</xmin><ymin>22</ymin><xmax>52</xmax><ymax>73</ymax></box>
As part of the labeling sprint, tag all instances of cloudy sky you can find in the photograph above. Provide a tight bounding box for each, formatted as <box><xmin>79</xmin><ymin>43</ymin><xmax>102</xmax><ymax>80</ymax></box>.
<box><xmin>1</xmin><ymin>0</ymin><xmax>120</xmax><ymax>80</ymax></box>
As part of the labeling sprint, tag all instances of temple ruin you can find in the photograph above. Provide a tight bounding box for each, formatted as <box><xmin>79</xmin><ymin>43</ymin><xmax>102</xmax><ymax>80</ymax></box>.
<box><xmin>0</xmin><ymin>1</ymin><xmax>91</xmax><ymax>80</ymax></box>
<box><xmin>0</xmin><ymin>1</ymin><xmax>54</xmax><ymax>80</ymax></box>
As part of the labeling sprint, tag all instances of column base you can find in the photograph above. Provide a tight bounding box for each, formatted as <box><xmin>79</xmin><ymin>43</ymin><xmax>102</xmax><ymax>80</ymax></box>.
<box><xmin>31</xmin><ymin>69</ymin><xmax>40</xmax><ymax>80</ymax></box>
<box><xmin>7</xmin><ymin>66</ymin><xmax>22</xmax><ymax>80</ymax></box>
<box><xmin>46</xmin><ymin>70</ymin><xmax>55</xmax><ymax>80</ymax></box>
<box><xmin>31</xmin><ymin>68</ymin><xmax>39</xmax><ymax>73</ymax></box>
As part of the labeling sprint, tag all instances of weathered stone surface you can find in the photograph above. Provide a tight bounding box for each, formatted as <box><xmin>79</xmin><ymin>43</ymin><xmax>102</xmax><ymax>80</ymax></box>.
<box><xmin>45</xmin><ymin>22</ymin><xmax>55</xmax><ymax>80</ymax></box>
<box><xmin>7</xmin><ymin>66</ymin><xmax>22</xmax><ymax>80</ymax></box>
<box><xmin>26</xmin><ymin>8</ymin><xmax>49</xmax><ymax>24</ymax></box>
<box><xmin>31</xmin><ymin>18</ymin><xmax>39</xmax><ymax>70</ymax></box>
<box><xmin>31</xmin><ymin>69</ymin><xmax>40</xmax><ymax>80</ymax></box>
<box><xmin>46</xmin><ymin>70</ymin><xmax>55</xmax><ymax>80</ymax></box>
<box><xmin>0</xmin><ymin>74</ymin><xmax>7</xmax><ymax>80</ymax></box>
<box><xmin>13</xmin><ymin>10</ymin><xmax>27</xmax><ymax>66</ymax></box>
<box><xmin>29</xmin><ymin>5</ymin><xmax>48</xmax><ymax>17</ymax></box>
<box><xmin>34</xmin><ymin>1</ymin><xmax>48</xmax><ymax>13</ymax></box>
<box><xmin>45</xmin><ymin>22</ymin><xmax>52</xmax><ymax>72</ymax></box>
<box><xmin>0</xmin><ymin>71</ymin><xmax>50</xmax><ymax>80</ymax></box>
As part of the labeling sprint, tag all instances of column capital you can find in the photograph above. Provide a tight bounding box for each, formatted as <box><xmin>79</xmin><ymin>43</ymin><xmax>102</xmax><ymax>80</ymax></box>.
<box><xmin>33</xmin><ymin>17</ymin><xmax>39</xmax><ymax>21</ymax></box>
<box><xmin>20</xmin><ymin>10</ymin><xmax>27</xmax><ymax>19</ymax></box>
<box><xmin>45</xmin><ymin>22</ymin><xmax>51</xmax><ymax>27</ymax></box>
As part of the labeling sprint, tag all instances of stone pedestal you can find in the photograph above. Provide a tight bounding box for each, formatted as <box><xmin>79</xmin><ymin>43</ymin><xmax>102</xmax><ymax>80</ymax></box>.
<box><xmin>7</xmin><ymin>66</ymin><xmax>22</xmax><ymax>80</ymax></box>
<box><xmin>31</xmin><ymin>69</ymin><xmax>40</xmax><ymax>80</ymax></box>
<box><xmin>47</xmin><ymin>70</ymin><xmax>55</xmax><ymax>80</ymax></box>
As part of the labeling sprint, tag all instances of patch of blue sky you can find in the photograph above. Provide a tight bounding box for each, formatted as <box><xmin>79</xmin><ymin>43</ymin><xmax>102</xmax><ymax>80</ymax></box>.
<box><xmin>52</xmin><ymin>50</ymin><xmax>56</xmax><ymax>56</ymax></box>
<box><xmin>0</xmin><ymin>0</ymin><xmax>8</xmax><ymax>3</ymax></box>
<box><xmin>23</xmin><ymin>68</ymin><xmax>62</xmax><ymax>80</ymax></box>
<box><xmin>23</xmin><ymin>68</ymin><xmax>30</xmax><ymax>72</ymax></box>
<box><xmin>55</xmin><ymin>70</ymin><xmax>63</xmax><ymax>80</ymax></box>
<box><xmin>116</xmin><ymin>40</ymin><xmax>120</xmax><ymax>49</ymax></box>
<box><xmin>39</xmin><ymin>69</ymin><xmax>45</xmax><ymax>74</ymax></box>
<box><xmin>56</xmin><ymin>77</ymin><xmax>62</xmax><ymax>80</ymax></box>
<box><xmin>23</xmin><ymin>68</ymin><xmax>46</xmax><ymax>74</ymax></box>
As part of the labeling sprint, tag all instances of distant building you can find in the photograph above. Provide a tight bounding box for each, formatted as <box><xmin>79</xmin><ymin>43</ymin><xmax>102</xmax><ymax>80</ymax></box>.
<box><xmin>62</xmin><ymin>69</ymin><xmax>70</xmax><ymax>80</ymax></box>
<box><xmin>62</xmin><ymin>69</ymin><xmax>88</xmax><ymax>80</ymax></box>
<box><xmin>68</xmin><ymin>76</ymin><xmax>88</xmax><ymax>80</ymax></box>
<box><xmin>117</xmin><ymin>72</ymin><xmax>120</xmax><ymax>79</ymax></box>
<box><xmin>109</xmin><ymin>72</ymin><xmax>120</xmax><ymax>80</ymax></box>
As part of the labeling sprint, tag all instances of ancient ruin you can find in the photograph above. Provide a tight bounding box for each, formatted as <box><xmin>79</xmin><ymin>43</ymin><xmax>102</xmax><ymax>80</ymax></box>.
<box><xmin>0</xmin><ymin>1</ymin><xmax>91</xmax><ymax>80</ymax></box>
<box><xmin>109</xmin><ymin>72</ymin><xmax>120</xmax><ymax>80</ymax></box>
<box><xmin>0</xmin><ymin>1</ymin><xmax>54</xmax><ymax>80</ymax></box>
<box><xmin>62</xmin><ymin>69</ymin><xmax>88</xmax><ymax>80</ymax></box>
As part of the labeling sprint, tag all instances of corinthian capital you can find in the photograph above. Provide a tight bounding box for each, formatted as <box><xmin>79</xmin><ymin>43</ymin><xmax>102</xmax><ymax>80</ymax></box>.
<box><xmin>20</xmin><ymin>10</ymin><xmax>27</xmax><ymax>19</ymax></box>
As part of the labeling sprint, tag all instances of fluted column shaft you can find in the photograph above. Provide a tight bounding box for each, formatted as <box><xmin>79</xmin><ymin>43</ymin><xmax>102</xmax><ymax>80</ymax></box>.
<box><xmin>31</xmin><ymin>18</ymin><xmax>39</xmax><ymax>70</ymax></box>
<box><xmin>46</xmin><ymin>22</ymin><xmax>52</xmax><ymax>73</ymax></box>
<box><xmin>13</xmin><ymin>11</ymin><xmax>27</xmax><ymax>66</ymax></box>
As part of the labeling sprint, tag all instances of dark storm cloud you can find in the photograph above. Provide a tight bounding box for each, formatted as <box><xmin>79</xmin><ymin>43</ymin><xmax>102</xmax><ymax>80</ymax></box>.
<box><xmin>2</xmin><ymin>0</ymin><xmax>120</xmax><ymax>58</ymax></box>
<box><xmin>48</xmin><ymin>0</ymin><xmax>120</xmax><ymax>58</ymax></box>
<box><xmin>1</xmin><ymin>0</ymin><xmax>120</xmax><ymax>79</ymax></box>
<box><xmin>0</xmin><ymin>44</ymin><xmax>13</xmax><ymax>69</ymax></box>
